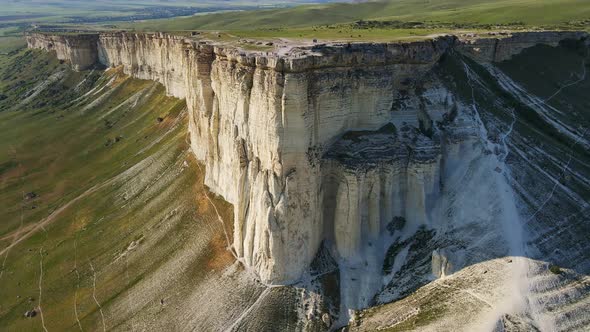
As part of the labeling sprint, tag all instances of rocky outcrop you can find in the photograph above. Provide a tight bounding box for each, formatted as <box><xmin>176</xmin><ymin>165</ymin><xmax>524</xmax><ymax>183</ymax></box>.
<box><xmin>26</xmin><ymin>33</ymin><xmax>98</xmax><ymax>71</ymax></box>
<box><xmin>456</xmin><ymin>30</ymin><xmax>588</xmax><ymax>62</ymax></box>
<box><xmin>25</xmin><ymin>30</ymin><xmax>589</xmax><ymax>287</ymax></box>
<box><xmin>322</xmin><ymin>123</ymin><xmax>442</xmax><ymax>262</ymax></box>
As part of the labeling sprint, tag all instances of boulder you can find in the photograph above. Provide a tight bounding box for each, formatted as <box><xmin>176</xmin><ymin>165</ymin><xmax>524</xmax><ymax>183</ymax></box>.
<box><xmin>24</xmin><ymin>309</ymin><xmax>37</xmax><ymax>318</ymax></box>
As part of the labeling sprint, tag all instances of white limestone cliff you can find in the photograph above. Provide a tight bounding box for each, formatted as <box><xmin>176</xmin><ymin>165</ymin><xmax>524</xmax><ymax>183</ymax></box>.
<box><xmin>25</xmin><ymin>33</ymin><xmax>98</xmax><ymax>71</ymax></box>
<box><xmin>25</xmin><ymin>30</ymin><xmax>589</xmax><ymax>289</ymax></box>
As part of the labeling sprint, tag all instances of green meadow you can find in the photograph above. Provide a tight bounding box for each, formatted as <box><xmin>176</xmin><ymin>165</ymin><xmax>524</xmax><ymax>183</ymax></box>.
<box><xmin>128</xmin><ymin>0</ymin><xmax>590</xmax><ymax>36</ymax></box>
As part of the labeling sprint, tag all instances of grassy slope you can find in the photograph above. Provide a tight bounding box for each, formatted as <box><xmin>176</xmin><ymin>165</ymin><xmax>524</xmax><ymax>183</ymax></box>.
<box><xmin>0</xmin><ymin>27</ymin><xmax>26</xmax><ymax>54</ymax></box>
<box><xmin>129</xmin><ymin>0</ymin><xmax>590</xmax><ymax>32</ymax></box>
<box><xmin>0</xmin><ymin>50</ymin><xmax>235</xmax><ymax>331</ymax></box>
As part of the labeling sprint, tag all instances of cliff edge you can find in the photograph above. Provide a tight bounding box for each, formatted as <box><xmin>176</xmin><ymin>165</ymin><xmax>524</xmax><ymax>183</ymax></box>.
<box><xmin>25</xmin><ymin>30</ymin><xmax>589</xmax><ymax>287</ymax></box>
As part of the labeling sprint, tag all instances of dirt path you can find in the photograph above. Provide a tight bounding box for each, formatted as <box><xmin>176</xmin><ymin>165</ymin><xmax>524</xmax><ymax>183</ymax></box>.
<box><xmin>73</xmin><ymin>237</ymin><xmax>84</xmax><ymax>331</ymax></box>
<box><xmin>38</xmin><ymin>248</ymin><xmax>49</xmax><ymax>332</ymax></box>
<box><xmin>195</xmin><ymin>163</ymin><xmax>233</xmax><ymax>256</ymax></box>
<box><xmin>525</xmin><ymin>60</ymin><xmax>586</xmax><ymax>108</ymax></box>
<box><xmin>526</xmin><ymin>128</ymin><xmax>588</xmax><ymax>223</ymax></box>
<box><xmin>0</xmin><ymin>178</ymin><xmax>115</xmax><ymax>257</ymax></box>
<box><xmin>89</xmin><ymin>261</ymin><xmax>107</xmax><ymax>332</ymax></box>
<box><xmin>0</xmin><ymin>147</ymin><xmax>26</xmax><ymax>282</ymax></box>
<box><xmin>224</xmin><ymin>288</ymin><xmax>271</xmax><ymax>332</ymax></box>
<box><xmin>124</xmin><ymin>254</ymin><xmax>136</xmax><ymax>332</ymax></box>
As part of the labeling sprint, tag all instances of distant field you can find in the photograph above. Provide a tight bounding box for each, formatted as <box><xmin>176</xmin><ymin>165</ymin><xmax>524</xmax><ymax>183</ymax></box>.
<box><xmin>127</xmin><ymin>0</ymin><xmax>590</xmax><ymax>37</ymax></box>
<box><xmin>0</xmin><ymin>0</ymin><xmax>342</xmax><ymax>25</ymax></box>
<box><xmin>0</xmin><ymin>37</ymin><xmax>25</xmax><ymax>54</ymax></box>
<box><xmin>0</xmin><ymin>27</ymin><xmax>25</xmax><ymax>54</ymax></box>
<box><xmin>0</xmin><ymin>0</ymin><xmax>346</xmax><ymax>51</ymax></box>
<box><xmin>4</xmin><ymin>0</ymin><xmax>590</xmax><ymax>46</ymax></box>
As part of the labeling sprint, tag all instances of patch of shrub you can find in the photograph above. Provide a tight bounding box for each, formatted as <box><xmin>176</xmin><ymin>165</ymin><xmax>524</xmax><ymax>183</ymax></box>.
<box><xmin>549</xmin><ymin>265</ymin><xmax>562</xmax><ymax>275</ymax></box>
<box><xmin>386</xmin><ymin>216</ymin><xmax>406</xmax><ymax>235</ymax></box>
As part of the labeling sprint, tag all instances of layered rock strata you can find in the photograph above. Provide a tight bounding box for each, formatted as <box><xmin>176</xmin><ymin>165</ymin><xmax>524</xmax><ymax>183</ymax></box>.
<box><xmin>25</xmin><ymin>30</ymin><xmax>589</xmax><ymax>286</ymax></box>
<box><xmin>457</xmin><ymin>30</ymin><xmax>588</xmax><ymax>62</ymax></box>
<box><xmin>26</xmin><ymin>33</ymin><xmax>99</xmax><ymax>71</ymax></box>
<box><xmin>322</xmin><ymin>123</ymin><xmax>442</xmax><ymax>262</ymax></box>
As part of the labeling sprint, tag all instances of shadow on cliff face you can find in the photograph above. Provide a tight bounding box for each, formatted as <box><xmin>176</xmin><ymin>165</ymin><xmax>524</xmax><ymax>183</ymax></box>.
<box><xmin>455</xmin><ymin>40</ymin><xmax>590</xmax><ymax>274</ymax></box>
<box><xmin>223</xmin><ymin>40</ymin><xmax>590</xmax><ymax>332</ymax></box>
<box><xmin>341</xmin><ymin>40</ymin><xmax>590</xmax><ymax>331</ymax></box>
<box><xmin>208</xmin><ymin>40</ymin><xmax>590</xmax><ymax>332</ymax></box>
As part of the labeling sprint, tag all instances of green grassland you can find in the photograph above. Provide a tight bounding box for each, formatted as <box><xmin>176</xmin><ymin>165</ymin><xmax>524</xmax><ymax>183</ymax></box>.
<box><xmin>5</xmin><ymin>0</ymin><xmax>590</xmax><ymax>44</ymax></box>
<box><xmin>0</xmin><ymin>37</ymin><xmax>25</xmax><ymax>54</ymax></box>
<box><xmin>0</xmin><ymin>49</ymin><xmax>234</xmax><ymax>330</ymax></box>
<box><xmin>126</xmin><ymin>0</ymin><xmax>590</xmax><ymax>40</ymax></box>
<box><xmin>0</xmin><ymin>27</ymin><xmax>26</xmax><ymax>54</ymax></box>
<box><xmin>0</xmin><ymin>1</ymin><xmax>211</xmax><ymax>23</ymax></box>
<box><xmin>132</xmin><ymin>0</ymin><xmax>590</xmax><ymax>30</ymax></box>
<box><xmin>0</xmin><ymin>0</ymin><xmax>336</xmax><ymax>25</ymax></box>
<box><xmin>230</xmin><ymin>27</ymin><xmax>448</xmax><ymax>41</ymax></box>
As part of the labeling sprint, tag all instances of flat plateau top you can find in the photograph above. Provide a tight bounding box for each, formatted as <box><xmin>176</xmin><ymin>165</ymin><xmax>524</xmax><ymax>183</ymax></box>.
<box><xmin>29</xmin><ymin>29</ymin><xmax>588</xmax><ymax>58</ymax></box>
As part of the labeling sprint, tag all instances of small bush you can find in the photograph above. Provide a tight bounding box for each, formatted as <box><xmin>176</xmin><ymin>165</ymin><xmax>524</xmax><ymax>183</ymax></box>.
<box><xmin>386</xmin><ymin>216</ymin><xmax>406</xmax><ymax>235</ymax></box>
<box><xmin>549</xmin><ymin>265</ymin><xmax>562</xmax><ymax>275</ymax></box>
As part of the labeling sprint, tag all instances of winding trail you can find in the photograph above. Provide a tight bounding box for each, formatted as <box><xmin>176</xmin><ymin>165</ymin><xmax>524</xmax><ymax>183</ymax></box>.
<box><xmin>524</xmin><ymin>60</ymin><xmax>586</xmax><ymax>108</ymax></box>
<box><xmin>464</xmin><ymin>289</ymin><xmax>494</xmax><ymax>308</ymax></box>
<box><xmin>194</xmin><ymin>163</ymin><xmax>234</xmax><ymax>257</ymax></box>
<box><xmin>437</xmin><ymin>281</ymin><xmax>493</xmax><ymax>308</ymax></box>
<box><xmin>122</xmin><ymin>180</ymin><xmax>136</xmax><ymax>332</ymax></box>
<box><xmin>525</xmin><ymin>128</ymin><xmax>588</xmax><ymax>223</ymax></box>
<box><xmin>39</xmin><ymin>248</ymin><xmax>49</xmax><ymax>332</ymax></box>
<box><xmin>224</xmin><ymin>288</ymin><xmax>271</xmax><ymax>332</ymax></box>
<box><xmin>89</xmin><ymin>261</ymin><xmax>107</xmax><ymax>332</ymax></box>
<box><xmin>489</xmin><ymin>60</ymin><xmax>588</xmax><ymax>147</ymax></box>
<box><xmin>124</xmin><ymin>254</ymin><xmax>136</xmax><ymax>332</ymax></box>
<box><xmin>0</xmin><ymin>147</ymin><xmax>26</xmax><ymax>283</ymax></box>
<box><xmin>73</xmin><ymin>237</ymin><xmax>84</xmax><ymax>331</ymax></box>
<box><xmin>0</xmin><ymin>178</ymin><xmax>115</xmax><ymax>258</ymax></box>
<box><xmin>0</xmin><ymin>201</ymin><xmax>23</xmax><ymax>280</ymax></box>
<box><xmin>194</xmin><ymin>160</ymin><xmax>280</xmax><ymax>328</ymax></box>
<box><xmin>499</xmin><ymin>106</ymin><xmax>517</xmax><ymax>164</ymax></box>
<box><xmin>193</xmin><ymin>161</ymin><xmax>282</xmax><ymax>288</ymax></box>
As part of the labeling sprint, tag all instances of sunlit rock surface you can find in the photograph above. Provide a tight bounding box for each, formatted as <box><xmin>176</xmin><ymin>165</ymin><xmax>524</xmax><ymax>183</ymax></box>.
<box><xmin>25</xmin><ymin>30</ymin><xmax>590</xmax><ymax>331</ymax></box>
<box><xmin>25</xmin><ymin>33</ymin><xmax>99</xmax><ymax>70</ymax></box>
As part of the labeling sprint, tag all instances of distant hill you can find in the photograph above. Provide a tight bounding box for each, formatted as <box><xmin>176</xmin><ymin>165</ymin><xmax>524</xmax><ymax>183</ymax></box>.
<box><xmin>128</xmin><ymin>0</ymin><xmax>590</xmax><ymax>31</ymax></box>
<box><xmin>0</xmin><ymin>0</ymin><xmax>347</xmax><ymax>25</ymax></box>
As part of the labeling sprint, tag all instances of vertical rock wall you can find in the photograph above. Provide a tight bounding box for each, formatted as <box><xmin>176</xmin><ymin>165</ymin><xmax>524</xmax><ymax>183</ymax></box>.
<box><xmin>25</xmin><ymin>33</ymin><xmax>98</xmax><ymax>71</ymax></box>
<box><xmin>25</xmin><ymin>31</ymin><xmax>589</xmax><ymax>286</ymax></box>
